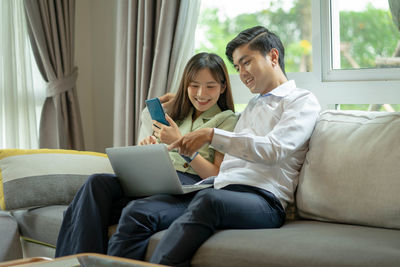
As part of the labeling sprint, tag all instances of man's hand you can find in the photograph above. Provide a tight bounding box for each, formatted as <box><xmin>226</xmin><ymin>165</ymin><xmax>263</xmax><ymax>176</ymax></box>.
<box><xmin>168</xmin><ymin>128</ymin><xmax>214</xmax><ymax>157</ymax></box>
<box><xmin>158</xmin><ymin>93</ymin><xmax>175</xmax><ymax>114</ymax></box>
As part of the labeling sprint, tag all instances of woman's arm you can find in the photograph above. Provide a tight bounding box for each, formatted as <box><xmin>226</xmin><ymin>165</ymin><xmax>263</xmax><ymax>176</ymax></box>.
<box><xmin>188</xmin><ymin>150</ymin><xmax>224</xmax><ymax>179</ymax></box>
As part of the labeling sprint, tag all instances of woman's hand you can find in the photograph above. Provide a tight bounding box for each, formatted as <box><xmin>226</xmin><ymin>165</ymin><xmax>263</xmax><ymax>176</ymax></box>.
<box><xmin>139</xmin><ymin>135</ymin><xmax>158</xmax><ymax>146</ymax></box>
<box><xmin>152</xmin><ymin>114</ymin><xmax>182</xmax><ymax>145</ymax></box>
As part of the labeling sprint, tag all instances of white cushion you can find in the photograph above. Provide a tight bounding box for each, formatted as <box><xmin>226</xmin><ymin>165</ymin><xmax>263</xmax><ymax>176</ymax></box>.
<box><xmin>297</xmin><ymin>110</ymin><xmax>400</xmax><ymax>229</ymax></box>
<box><xmin>137</xmin><ymin>107</ymin><xmax>153</xmax><ymax>144</ymax></box>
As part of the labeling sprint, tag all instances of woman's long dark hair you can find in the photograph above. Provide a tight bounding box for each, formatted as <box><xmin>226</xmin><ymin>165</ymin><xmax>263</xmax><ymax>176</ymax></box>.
<box><xmin>169</xmin><ymin>52</ymin><xmax>235</xmax><ymax>122</ymax></box>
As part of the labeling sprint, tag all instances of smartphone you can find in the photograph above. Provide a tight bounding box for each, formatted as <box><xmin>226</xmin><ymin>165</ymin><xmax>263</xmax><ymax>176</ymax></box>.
<box><xmin>145</xmin><ymin>97</ymin><xmax>170</xmax><ymax>126</ymax></box>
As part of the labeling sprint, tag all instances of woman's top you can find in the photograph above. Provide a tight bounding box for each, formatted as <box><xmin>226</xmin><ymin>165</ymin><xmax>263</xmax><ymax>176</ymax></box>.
<box><xmin>170</xmin><ymin>104</ymin><xmax>238</xmax><ymax>175</ymax></box>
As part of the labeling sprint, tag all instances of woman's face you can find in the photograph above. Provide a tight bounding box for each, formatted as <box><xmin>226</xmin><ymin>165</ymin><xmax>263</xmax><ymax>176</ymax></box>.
<box><xmin>187</xmin><ymin>68</ymin><xmax>225</xmax><ymax>119</ymax></box>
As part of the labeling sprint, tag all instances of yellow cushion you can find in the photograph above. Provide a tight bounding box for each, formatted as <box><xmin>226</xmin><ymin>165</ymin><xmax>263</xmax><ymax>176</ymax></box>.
<box><xmin>0</xmin><ymin>149</ymin><xmax>114</xmax><ymax>210</ymax></box>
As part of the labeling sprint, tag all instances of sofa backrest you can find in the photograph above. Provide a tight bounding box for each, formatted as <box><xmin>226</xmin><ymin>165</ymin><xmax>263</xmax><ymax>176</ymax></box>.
<box><xmin>297</xmin><ymin>110</ymin><xmax>400</xmax><ymax>229</ymax></box>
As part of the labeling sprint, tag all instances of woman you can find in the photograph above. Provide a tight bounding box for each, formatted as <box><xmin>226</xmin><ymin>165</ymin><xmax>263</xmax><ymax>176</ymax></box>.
<box><xmin>55</xmin><ymin>52</ymin><xmax>238</xmax><ymax>257</ymax></box>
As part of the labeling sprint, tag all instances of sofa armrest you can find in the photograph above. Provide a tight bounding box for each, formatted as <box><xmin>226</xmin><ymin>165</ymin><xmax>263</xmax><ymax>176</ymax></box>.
<box><xmin>0</xmin><ymin>211</ymin><xmax>23</xmax><ymax>261</ymax></box>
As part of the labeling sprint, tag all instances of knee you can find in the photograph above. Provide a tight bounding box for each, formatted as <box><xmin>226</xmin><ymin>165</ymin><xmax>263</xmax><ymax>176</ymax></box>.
<box><xmin>87</xmin><ymin>173</ymin><xmax>114</xmax><ymax>184</ymax></box>
<box><xmin>120</xmin><ymin>200</ymin><xmax>149</xmax><ymax>221</ymax></box>
<box><xmin>85</xmin><ymin>173</ymin><xmax>117</xmax><ymax>189</ymax></box>
<box><xmin>81</xmin><ymin>173</ymin><xmax>121</xmax><ymax>198</ymax></box>
<box><xmin>118</xmin><ymin>200</ymin><xmax>157</xmax><ymax>231</ymax></box>
<box><xmin>189</xmin><ymin>189</ymin><xmax>223</xmax><ymax>213</ymax></box>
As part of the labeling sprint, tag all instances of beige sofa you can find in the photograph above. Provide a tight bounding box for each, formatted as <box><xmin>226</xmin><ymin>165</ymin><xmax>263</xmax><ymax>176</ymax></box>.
<box><xmin>2</xmin><ymin>110</ymin><xmax>400</xmax><ymax>266</ymax></box>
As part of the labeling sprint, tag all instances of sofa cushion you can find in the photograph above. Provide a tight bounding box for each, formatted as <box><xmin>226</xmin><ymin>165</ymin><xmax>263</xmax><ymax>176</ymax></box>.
<box><xmin>0</xmin><ymin>149</ymin><xmax>114</xmax><ymax>210</ymax></box>
<box><xmin>145</xmin><ymin>220</ymin><xmax>400</xmax><ymax>267</ymax></box>
<box><xmin>12</xmin><ymin>205</ymin><xmax>67</xmax><ymax>247</ymax></box>
<box><xmin>296</xmin><ymin>110</ymin><xmax>400</xmax><ymax>229</ymax></box>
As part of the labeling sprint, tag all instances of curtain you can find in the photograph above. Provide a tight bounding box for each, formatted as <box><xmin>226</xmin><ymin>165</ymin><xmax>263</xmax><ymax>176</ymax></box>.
<box><xmin>167</xmin><ymin>0</ymin><xmax>201</xmax><ymax>93</ymax></box>
<box><xmin>24</xmin><ymin>0</ymin><xmax>84</xmax><ymax>150</ymax></box>
<box><xmin>113</xmin><ymin>0</ymin><xmax>201</xmax><ymax>146</ymax></box>
<box><xmin>0</xmin><ymin>0</ymin><xmax>44</xmax><ymax>149</ymax></box>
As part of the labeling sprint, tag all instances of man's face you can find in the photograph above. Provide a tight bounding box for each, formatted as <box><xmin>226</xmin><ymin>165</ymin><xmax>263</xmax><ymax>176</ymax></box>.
<box><xmin>232</xmin><ymin>44</ymin><xmax>279</xmax><ymax>95</ymax></box>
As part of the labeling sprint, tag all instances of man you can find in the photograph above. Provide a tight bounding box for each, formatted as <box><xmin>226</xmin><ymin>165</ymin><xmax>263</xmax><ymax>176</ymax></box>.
<box><xmin>107</xmin><ymin>26</ymin><xmax>321</xmax><ymax>266</ymax></box>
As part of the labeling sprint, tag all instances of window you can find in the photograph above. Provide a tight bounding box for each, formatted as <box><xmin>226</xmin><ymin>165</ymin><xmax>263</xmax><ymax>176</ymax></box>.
<box><xmin>0</xmin><ymin>0</ymin><xmax>45</xmax><ymax>148</ymax></box>
<box><xmin>321</xmin><ymin>0</ymin><xmax>400</xmax><ymax>81</ymax></box>
<box><xmin>193</xmin><ymin>0</ymin><xmax>400</xmax><ymax>111</ymax></box>
<box><xmin>330</xmin><ymin>0</ymin><xmax>399</xmax><ymax>70</ymax></box>
<box><xmin>195</xmin><ymin>0</ymin><xmax>313</xmax><ymax>74</ymax></box>
<box><xmin>195</xmin><ymin>0</ymin><xmax>313</xmax><ymax>111</ymax></box>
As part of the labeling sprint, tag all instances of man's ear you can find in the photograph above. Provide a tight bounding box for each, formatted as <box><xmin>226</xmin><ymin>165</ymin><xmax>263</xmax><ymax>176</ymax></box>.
<box><xmin>269</xmin><ymin>48</ymin><xmax>279</xmax><ymax>67</ymax></box>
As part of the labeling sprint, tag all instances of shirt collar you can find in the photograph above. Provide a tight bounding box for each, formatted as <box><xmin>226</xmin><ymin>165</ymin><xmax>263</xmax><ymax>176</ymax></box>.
<box><xmin>260</xmin><ymin>80</ymin><xmax>296</xmax><ymax>98</ymax></box>
<box><xmin>181</xmin><ymin>104</ymin><xmax>222</xmax><ymax>131</ymax></box>
<box><xmin>195</xmin><ymin>104</ymin><xmax>222</xmax><ymax>120</ymax></box>
<box><xmin>193</xmin><ymin>104</ymin><xmax>221</xmax><ymax>130</ymax></box>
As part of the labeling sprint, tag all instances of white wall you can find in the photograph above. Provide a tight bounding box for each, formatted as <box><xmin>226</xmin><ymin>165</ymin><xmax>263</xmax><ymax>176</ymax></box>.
<box><xmin>75</xmin><ymin>0</ymin><xmax>117</xmax><ymax>152</ymax></box>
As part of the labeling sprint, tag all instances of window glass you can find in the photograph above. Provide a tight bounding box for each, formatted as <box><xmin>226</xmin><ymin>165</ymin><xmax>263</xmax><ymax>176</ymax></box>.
<box><xmin>335</xmin><ymin>104</ymin><xmax>400</xmax><ymax>112</ymax></box>
<box><xmin>0</xmin><ymin>0</ymin><xmax>45</xmax><ymax>148</ymax></box>
<box><xmin>331</xmin><ymin>0</ymin><xmax>400</xmax><ymax>70</ymax></box>
<box><xmin>195</xmin><ymin>0</ymin><xmax>313</xmax><ymax>74</ymax></box>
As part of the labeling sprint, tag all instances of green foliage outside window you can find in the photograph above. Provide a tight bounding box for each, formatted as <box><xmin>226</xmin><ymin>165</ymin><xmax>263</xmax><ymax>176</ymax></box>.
<box><xmin>339</xmin><ymin>4</ymin><xmax>400</xmax><ymax>69</ymax></box>
<box><xmin>337</xmin><ymin>104</ymin><xmax>400</xmax><ymax>112</ymax></box>
<box><xmin>195</xmin><ymin>0</ymin><xmax>313</xmax><ymax>73</ymax></box>
<box><xmin>195</xmin><ymin>0</ymin><xmax>399</xmax><ymax>73</ymax></box>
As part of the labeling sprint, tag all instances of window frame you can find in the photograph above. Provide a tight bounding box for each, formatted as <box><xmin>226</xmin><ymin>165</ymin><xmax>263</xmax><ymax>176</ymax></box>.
<box><xmin>320</xmin><ymin>0</ymin><xmax>400</xmax><ymax>82</ymax></box>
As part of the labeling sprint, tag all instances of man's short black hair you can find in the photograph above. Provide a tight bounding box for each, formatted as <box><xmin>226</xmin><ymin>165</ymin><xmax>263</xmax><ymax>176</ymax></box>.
<box><xmin>226</xmin><ymin>26</ymin><xmax>286</xmax><ymax>76</ymax></box>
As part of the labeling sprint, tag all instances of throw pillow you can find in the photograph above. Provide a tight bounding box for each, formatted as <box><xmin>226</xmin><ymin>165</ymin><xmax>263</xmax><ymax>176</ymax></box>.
<box><xmin>0</xmin><ymin>149</ymin><xmax>114</xmax><ymax>210</ymax></box>
<box><xmin>296</xmin><ymin>110</ymin><xmax>400</xmax><ymax>229</ymax></box>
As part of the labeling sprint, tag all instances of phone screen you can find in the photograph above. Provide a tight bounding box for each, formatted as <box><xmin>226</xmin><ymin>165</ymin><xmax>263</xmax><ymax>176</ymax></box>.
<box><xmin>145</xmin><ymin>98</ymin><xmax>170</xmax><ymax>126</ymax></box>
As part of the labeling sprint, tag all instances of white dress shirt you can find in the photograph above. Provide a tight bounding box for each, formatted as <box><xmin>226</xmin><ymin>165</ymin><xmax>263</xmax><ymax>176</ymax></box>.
<box><xmin>211</xmin><ymin>80</ymin><xmax>321</xmax><ymax>208</ymax></box>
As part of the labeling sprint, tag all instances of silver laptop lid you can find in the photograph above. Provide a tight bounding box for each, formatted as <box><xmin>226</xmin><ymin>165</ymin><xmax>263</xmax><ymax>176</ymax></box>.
<box><xmin>106</xmin><ymin>144</ymin><xmax>184</xmax><ymax>196</ymax></box>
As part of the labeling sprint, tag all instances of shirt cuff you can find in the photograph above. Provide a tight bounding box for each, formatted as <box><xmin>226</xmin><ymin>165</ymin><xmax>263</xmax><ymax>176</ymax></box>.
<box><xmin>211</xmin><ymin>128</ymin><xmax>233</xmax><ymax>153</ymax></box>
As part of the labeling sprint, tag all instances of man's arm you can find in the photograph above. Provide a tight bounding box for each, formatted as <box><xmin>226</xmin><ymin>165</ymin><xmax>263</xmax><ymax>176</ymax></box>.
<box><xmin>159</xmin><ymin>92</ymin><xmax>175</xmax><ymax>113</ymax></box>
<box><xmin>211</xmin><ymin>93</ymin><xmax>321</xmax><ymax>165</ymax></box>
<box><xmin>170</xmin><ymin>93</ymin><xmax>320</xmax><ymax>164</ymax></box>
<box><xmin>168</xmin><ymin>128</ymin><xmax>214</xmax><ymax>157</ymax></box>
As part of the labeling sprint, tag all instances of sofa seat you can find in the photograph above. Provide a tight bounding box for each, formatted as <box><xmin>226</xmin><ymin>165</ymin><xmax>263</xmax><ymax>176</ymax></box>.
<box><xmin>146</xmin><ymin>220</ymin><xmax>400</xmax><ymax>267</ymax></box>
<box><xmin>144</xmin><ymin>220</ymin><xmax>400</xmax><ymax>267</ymax></box>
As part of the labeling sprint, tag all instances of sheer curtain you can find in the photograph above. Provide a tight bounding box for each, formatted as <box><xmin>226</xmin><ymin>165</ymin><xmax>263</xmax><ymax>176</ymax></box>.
<box><xmin>166</xmin><ymin>0</ymin><xmax>201</xmax><ymax>94</ymax></box>
<box><xmin>0</xmin><ymin>0</ymin><xmax>45</xmax><ymax>149</ymax></box>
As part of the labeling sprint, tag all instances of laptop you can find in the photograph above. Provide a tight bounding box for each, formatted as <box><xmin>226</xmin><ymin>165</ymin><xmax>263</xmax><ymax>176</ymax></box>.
<box><xmin>105</xmin><ymin>144</ymin><xmax>212</xmax><ymax>197</ymax></box>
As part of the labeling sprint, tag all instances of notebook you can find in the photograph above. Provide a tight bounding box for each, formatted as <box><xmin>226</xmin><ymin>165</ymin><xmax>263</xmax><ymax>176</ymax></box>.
<box><xmin>105</xmin><ymin>144</ymin><xmax>212</xmax><ymax>197</ymax></box>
